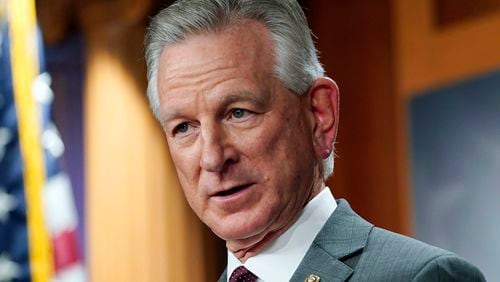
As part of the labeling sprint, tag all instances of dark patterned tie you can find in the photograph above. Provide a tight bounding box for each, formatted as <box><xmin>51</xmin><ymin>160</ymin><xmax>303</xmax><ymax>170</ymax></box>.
<box><xmin>229</xmin><ymin>266</ymin><xmax>258</xmax><ymax>282</ymax></box>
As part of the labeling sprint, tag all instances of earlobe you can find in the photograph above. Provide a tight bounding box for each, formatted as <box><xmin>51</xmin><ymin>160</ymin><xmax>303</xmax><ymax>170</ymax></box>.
<box><xmin>309</xmin><ymin>77</ymin><xmax>340</xmax><ymax>159</ymax></box>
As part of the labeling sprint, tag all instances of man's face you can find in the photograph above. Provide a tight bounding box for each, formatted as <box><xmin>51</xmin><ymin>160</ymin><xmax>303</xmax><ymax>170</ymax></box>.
<box><xmin>157</xmin><ymin>21</ymin><xmax>323</xmax><ymax>250</ymax></box>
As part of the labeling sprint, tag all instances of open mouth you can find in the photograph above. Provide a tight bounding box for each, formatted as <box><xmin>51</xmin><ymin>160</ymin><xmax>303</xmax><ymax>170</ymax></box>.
<box><xmin>215</xmin><ymin>184</ymin><xmax>253</xmax><ymax>197</ymax></box>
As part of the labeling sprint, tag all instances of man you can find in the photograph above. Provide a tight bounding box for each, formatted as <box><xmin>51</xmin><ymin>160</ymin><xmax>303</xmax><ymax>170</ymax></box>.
<box><xmin>145</xmin><ymin>0</ymin><xmax>485</xmax><ymax>281</ymax></box>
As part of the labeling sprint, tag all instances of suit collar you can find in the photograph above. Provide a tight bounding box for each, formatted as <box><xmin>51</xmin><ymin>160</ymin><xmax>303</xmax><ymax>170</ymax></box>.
<box><xmin>314</xmin><ymin>199</ymin><xmax>373</xmax><ymax>259</ymax></box>
<box><xmin>290</xmin><ymin>199</ymin><xmax>373</xmax><ymax>281</ymax></box>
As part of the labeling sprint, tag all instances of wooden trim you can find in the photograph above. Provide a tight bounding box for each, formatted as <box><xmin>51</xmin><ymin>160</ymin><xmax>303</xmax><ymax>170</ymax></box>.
<box><xmin>394</xmin><ymin>0</ymin><xmax>500</xmax><ymax>95</ymax></box>
<box><xmin>430</xmin><ymin>11</ymin><xmax>500</xmax><ymax>92</ymax></box>
<box><xmin>392</xmin><ymin>0</ymin><xmax>434</xmax><ymax>95</ymax></box>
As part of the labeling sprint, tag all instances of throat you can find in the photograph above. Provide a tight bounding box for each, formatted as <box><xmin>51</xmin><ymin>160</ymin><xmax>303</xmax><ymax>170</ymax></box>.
<box><xmin>229</xmin><ymin>230</ymin><xmax>282</xmax><ymax>263</ymax></box>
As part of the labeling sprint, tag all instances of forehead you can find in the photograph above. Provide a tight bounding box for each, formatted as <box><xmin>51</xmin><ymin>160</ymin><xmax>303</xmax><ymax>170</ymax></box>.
<box><xmin>156</xmin><ymin>21</ymin><xmax>276</xmax><ymax>103</ymax></box>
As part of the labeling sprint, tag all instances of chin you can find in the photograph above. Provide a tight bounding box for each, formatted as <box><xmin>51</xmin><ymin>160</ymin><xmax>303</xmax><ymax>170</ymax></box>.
<box><xmin>208</xmin><ymin>212</ymin><xmax>273</xmax><ymax>243</ymax></box>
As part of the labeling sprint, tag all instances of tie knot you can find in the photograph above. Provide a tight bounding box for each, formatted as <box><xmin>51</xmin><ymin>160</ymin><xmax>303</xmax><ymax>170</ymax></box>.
<box><xmin>229</xmin><ymin>266</ymin><xmax>258</xmax><ymax>282</ymax></box>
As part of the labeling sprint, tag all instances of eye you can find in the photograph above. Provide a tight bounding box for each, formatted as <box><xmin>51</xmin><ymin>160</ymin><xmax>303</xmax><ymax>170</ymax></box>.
<box><xmin>231</xmin><ymin>108</ymin><xmax>249</xmax><ymax>119</ymax></box>
<box><xmin>174</xmin><ymin>122</ymin><xmax>190</xmax><ymax>135</ymax></box>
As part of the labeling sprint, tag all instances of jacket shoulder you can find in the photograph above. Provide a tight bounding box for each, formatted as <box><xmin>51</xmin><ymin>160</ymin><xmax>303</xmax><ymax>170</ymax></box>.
<box><xmin>351</xmin><ymin>227</ymin><xmax>485</xmax><ymax>281</ymax></box>
<box><xmin>413</xmin><ymin>253</ymin><xmax>486</xmax><ymax>281</ymax></box>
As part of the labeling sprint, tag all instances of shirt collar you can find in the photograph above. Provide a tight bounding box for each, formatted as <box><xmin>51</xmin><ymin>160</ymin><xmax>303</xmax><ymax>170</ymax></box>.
<box><xmin>227</xmin><ymin>187</ymin><xmax>337</xmax><ymax>281</ymax></box>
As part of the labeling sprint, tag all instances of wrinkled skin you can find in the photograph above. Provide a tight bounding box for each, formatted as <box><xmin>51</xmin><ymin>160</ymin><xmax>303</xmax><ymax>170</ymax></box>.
<box><xmin>157</xmin><ymin>21</ymin><xmax>339</xmax><ymax>261</ymax></box>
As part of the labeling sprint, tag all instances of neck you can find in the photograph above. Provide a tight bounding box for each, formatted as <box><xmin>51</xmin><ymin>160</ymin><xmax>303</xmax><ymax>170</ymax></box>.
<box><xmin>228</xmin><ymin>170</ymin><xmax>325</xmax><ymax>263</ymax></box>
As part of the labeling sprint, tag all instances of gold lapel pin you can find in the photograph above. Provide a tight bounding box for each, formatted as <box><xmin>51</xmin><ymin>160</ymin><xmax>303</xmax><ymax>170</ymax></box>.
<box><xmin>305</xmin><ymin>274</ymin><xmax>320</xmax><ymax>282</ymax></box>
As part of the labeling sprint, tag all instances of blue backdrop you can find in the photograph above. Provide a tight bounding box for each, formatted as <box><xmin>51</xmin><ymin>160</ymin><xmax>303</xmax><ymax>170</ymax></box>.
<box><xmin>410</xmin><ymin>70</ymin><xmax>500</xmax><ymax>281</ymax></box>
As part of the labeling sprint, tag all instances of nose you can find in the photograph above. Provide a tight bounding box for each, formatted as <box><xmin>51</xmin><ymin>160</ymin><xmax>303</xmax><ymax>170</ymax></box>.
<box><xmin>199</xmin><ymin>124</ymin><xmax>238</xmax><ymax>172</ymax></box>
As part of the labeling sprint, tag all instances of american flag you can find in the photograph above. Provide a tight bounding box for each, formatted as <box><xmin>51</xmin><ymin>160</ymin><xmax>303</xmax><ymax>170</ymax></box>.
<box><xmin>0</xmin><ymin>0</ymin><xmax>85</xmax><ymax>281</ymax></box>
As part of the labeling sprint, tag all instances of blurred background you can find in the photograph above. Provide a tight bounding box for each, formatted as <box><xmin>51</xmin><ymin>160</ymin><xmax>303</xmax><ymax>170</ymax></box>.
<box><xmin>1</xmin><ymin>0</ymin><xmax>499</xmax><ymax>281</ymax></box>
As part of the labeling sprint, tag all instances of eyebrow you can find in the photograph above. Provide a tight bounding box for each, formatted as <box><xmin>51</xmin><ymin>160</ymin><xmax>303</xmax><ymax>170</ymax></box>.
<box><xmin>162</xmin><ymin>90</ymin><xmax>269</xmax><ymax>127</ymax></box>
<box><xmin>218</xmin><ymin>90</ymin><xmax>267</xmax><ymax>108</ymax></box>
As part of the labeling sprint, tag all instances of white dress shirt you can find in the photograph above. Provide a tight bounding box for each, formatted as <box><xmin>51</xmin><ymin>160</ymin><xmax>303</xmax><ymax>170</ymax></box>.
<box><xmin>227</xmin><ymin>187</ymin><xmax>337</xmax><ymax>281</ymax></box>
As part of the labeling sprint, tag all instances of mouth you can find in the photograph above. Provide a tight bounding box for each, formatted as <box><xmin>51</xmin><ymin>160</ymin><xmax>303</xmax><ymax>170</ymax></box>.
<box><xmin>213</xmin><ymin>183</ymin><xmax>254</xmax><ymax>197</ymax></box>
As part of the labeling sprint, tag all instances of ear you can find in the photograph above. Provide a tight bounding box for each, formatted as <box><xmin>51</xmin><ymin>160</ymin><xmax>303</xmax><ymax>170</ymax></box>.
<box><xmin>308</xmin><ymin>77</ymin><xmax>340</xmax><ymax>159</ymax></box>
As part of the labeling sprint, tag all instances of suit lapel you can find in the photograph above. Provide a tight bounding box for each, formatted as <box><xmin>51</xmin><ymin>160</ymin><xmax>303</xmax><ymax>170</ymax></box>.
<box><xmin>290</xmin><ymin>242</ymin><xmax>353</xmax><ymax>281</ymax></box>
<box><xmin>218</xmin><ymin>200</ymin><xmax>373</xmax><ymax>282</ymax></box>
<box><xmin>290</xmin><ymin>199</ymin><xmax>374</xmax><ymax>282</ymax></box>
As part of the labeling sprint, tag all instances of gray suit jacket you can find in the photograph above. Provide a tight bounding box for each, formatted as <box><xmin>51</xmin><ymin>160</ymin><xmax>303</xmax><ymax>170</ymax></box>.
<box><xmin>219</xmin><ymin>199</ymin><xmax>485</xmax><ymax>281</ymax></box>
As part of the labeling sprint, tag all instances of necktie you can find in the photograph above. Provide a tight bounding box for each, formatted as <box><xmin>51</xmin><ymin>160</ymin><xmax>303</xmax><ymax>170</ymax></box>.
<box><xmin>229</xmin><ymin>266</ymin><xmax>258</xmax><ymax>282</ymax></box>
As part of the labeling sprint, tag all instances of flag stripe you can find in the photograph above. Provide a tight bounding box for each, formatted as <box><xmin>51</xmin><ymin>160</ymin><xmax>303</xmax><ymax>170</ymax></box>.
<box><xmin>52</xmin><ymin>229</ymin><xmax>79</xmax><ymax>272</ymax></box>
<box><xmin>7</xmin><ymin>0</ymin><xmax>54</xmax><ymax>281</ymax></box>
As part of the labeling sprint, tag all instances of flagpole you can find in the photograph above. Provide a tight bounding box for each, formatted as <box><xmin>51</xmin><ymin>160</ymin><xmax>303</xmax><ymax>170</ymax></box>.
<box><xmin>7</xmin><ymin>0</ymin><xmax>54</xmax><ymax>281</ymax></box>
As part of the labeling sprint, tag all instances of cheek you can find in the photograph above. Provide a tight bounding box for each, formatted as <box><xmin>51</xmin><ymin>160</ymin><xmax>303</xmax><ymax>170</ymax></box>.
<box><xmin>170</xmin><ymin>154</ymin><xmax>203</xmax><ymax>211</ymax></box>
<box><xmin>239</xmin><ymin>112</ymin><xmax>311</xmax><ymax>173</ymax></box>
<box><xmin>267</xmin><ymin>117</ymin><xmax>314</xmax><ymax>187</ymax></box>
<box><xmin>235</xmin><ymin>122</ymin><xmax>285</xmax><ymax>162</ymax></box>
<box><xmin>168</xmin><ymin>145</ymin><xmax>199</xmax><ymax>186</ymax></box>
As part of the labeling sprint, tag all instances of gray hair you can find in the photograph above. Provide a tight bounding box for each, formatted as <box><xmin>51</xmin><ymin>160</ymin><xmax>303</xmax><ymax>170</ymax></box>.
<box><xmin>145</xmin><ymin>0</ymin><xmax>334</xmax><ymax>178</ymax></box>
